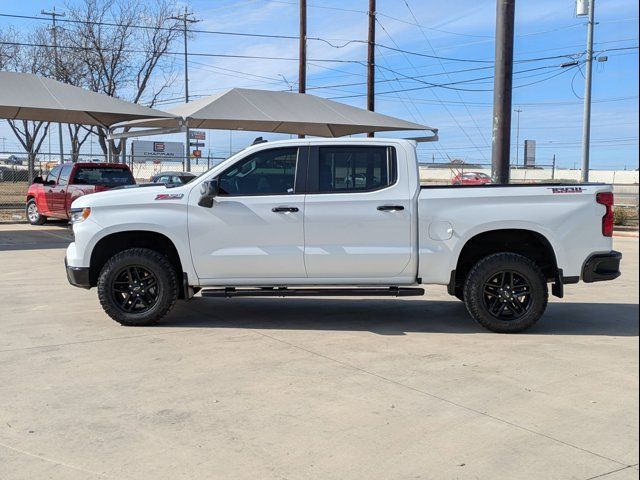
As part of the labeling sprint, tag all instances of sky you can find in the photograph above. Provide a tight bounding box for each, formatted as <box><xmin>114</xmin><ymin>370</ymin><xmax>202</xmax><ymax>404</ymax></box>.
<box><xmin>0</xmin><ymin>0</ymin><xmax>638</xmax><ymax>170</ymax></box>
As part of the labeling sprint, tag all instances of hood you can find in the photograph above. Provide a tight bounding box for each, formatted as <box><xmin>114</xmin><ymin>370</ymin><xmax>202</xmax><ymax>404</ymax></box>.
<box><xmin>71</xmin><ymin>182</ymin><xmax>189</xmax><ymax>209</ymax></box>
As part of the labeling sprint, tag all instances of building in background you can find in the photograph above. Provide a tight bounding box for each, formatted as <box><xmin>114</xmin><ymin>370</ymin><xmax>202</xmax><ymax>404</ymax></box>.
<box><xmin>524</xmin><ymin>140</ymin><xmax>536</xmax><ymax>168</ymax></box>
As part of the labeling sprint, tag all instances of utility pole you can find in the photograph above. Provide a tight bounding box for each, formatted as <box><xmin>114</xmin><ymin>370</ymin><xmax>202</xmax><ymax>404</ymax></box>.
<box><xmin>514</xmin><ymin>107</ymin><xmax>522</xmax><ymax>167</ymax></box>
<box><xmin>41</xmin><ymin>7</ymin><xmax>65</xmax><ymax>165</ymax></box>
<box><xmin>490</xmin><ymin>0</ymin><xmax>515</xmax><ymax>184</ymax></box>
<box><xmin>579</xmin><ymin>0</ymin><xmax>595</xmax><ymax>182</ymax></box>
<box><xmin>366</xmin><ymin>0</ymin><xmax>376</xmax><ymax>137</ymax></box>
<box><xmin>298</xmin><ymin>0</ymin><xmax>307</xmax><ymax>138</ymax></box>
<box><xmin>170</xmin><ymin>7</ymin><xmax>199</xmax><ymax>172</ymax></box>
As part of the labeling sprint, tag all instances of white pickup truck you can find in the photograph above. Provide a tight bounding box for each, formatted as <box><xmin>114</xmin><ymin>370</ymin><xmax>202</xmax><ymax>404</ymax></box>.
<box><xmin>64</xmin><ymin>138</ymin><xmax>621</xmax><ymax>333</ymax></box>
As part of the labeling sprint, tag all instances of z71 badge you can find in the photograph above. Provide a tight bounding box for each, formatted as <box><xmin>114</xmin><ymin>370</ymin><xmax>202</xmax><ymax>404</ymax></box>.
<box><xmin>155</xmin><ymin>193</ymin><xmax>184</xmax><ymax>200</ymax></box>
<box><xmin>549</xmin><ymin>187</ymin><xmax>584</xmax><ymax>194</ymax></box>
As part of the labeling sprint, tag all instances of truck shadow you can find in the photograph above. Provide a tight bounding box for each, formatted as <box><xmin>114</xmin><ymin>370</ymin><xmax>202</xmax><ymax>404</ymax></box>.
<box><xmin>163</xmin><ymin>297</ymin><xmax>639</xmax><ymax>337</ymax></box>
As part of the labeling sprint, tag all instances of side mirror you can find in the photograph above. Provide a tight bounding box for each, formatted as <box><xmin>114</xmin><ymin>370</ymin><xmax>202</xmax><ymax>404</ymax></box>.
<box><xmin>33</xmin><ymin>176</ymin><xmax>44</xmax><ymax>184</ymax></box>
<box><xmin>198</xmin><ymin>179</ymin><xmax>219</xmax><ymax>208</ymax></box>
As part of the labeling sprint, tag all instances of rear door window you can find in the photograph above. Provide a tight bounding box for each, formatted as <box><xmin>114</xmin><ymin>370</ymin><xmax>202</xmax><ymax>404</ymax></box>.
<box><xmin>314</xmin><ymin>146</ymin><xmax>396</xmax><ymax>193</ymax></box>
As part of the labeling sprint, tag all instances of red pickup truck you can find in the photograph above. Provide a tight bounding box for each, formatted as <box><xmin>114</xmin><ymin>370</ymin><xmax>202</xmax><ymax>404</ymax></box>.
<box><xmin>26</xmin><ymin>162</ymin><xmax>135</xmax><ymax>225</ymax></box>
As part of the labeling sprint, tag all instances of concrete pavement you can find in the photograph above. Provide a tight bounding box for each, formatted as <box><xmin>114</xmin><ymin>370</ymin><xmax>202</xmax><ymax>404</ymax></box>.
<box><xmin>0</xmin><ymin>223</ymin><xmax>637</xmax><ymax>479</ymax></box>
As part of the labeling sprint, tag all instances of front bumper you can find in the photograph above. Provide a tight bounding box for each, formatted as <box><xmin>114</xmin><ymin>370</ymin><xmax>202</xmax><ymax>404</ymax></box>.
<box><xmin>65</xmin><ymin>257</ymin><xmax>91</xmax><ymax>289</ymax></box>
<box><xmin>582</xmin><ymin>250</ymin><xmax>622</xmax><ymax>283</ymax></box>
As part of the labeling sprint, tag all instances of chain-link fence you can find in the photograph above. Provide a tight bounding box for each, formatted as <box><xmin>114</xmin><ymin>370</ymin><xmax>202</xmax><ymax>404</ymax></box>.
<box><xmin>1</xmin><ymin>150</ymin><xmax>638</xmax><ymax>223</ymax></box>
<box><xmin>0</xmin><ymin>151</ymin><xmax>227</xmax><ymax>222</ymax></box>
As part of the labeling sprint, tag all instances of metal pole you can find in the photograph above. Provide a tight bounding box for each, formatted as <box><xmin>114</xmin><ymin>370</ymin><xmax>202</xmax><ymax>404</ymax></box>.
<box><xmin>490</xmin><ymin>0</ymin><xmax>515</xmax><ymax>184</ymax></box>
<box><xmin>514</xmin><ymin>107</ymin><xmax>522</xmax><ymax>168</ymax></box>
<box><xmin>170</xmin><ymin>7</ymin><xmax>199</xmax><ymax>172</ymax></box>
<box><xmin>581</xmin><ymin>0</ymin><xmax>595</xmax><ymax>183</ymax></box>
<box><xmin>366</xmin><ymin>0</ymin><xmax>376</xmax><ymax>138</ymax></box>
<box><xmin>42</xmin><ymin>8</ymin><xmax>66</xmax><ymax>164</ymax></box>
<box><xmin>552</xmin><ymin>154</ymin><xmax>556</xmax><ymax>180</ymax></box>
<box><xmin>120</xmin><ymin>138</ymin><xmax>126</xmax><ymax>165</ymax></box>
<box><xmin>183</xmin><ymin>12</ymin><xmax>190</xmax><ymax>172</ymax></box>
<box><xmin>298</xmin><ymin>0</ymin><xmax>307</xmax><ymax>138</ymax></box>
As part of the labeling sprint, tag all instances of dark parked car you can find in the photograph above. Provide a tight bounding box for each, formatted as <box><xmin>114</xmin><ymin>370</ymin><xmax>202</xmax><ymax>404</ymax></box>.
<box><xmin>149</xmin><ymin>171</ymin><xmax>196</xmax><ymax>185</ymax></box>
<box><xmin>4</xmin><ymin>155</ymin><xmax>23</xmax><ymax>165</ymax></box>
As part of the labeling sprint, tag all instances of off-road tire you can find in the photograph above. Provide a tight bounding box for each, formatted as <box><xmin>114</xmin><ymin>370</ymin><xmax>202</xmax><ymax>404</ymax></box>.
<box><xmin>463</xmin><ymin>252</ymin><xmax>548</xmax><ymax>333</ymax></box>
<box><xmin>97</xmin><ymin>248</ymin><xmax>178</xmax><ymax>326</ymax></box>
<box><xmin>26</xmin><ymin>199</ymin><xmax>47</xmax><ymax>225</ymax></box>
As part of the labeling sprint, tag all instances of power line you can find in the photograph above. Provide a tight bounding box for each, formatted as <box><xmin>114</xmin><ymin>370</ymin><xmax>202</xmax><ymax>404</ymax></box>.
<box><xmin>374</xmin><ymin>10</ymin><xmax>488</xmax><ymax>161</ymax></box>
<box><xmin>328</xmin><ymin>63</ymin><xmax>577</xmax><ymax>99</ymax></box>
<box><xmin>398</xmin><ymin>1</ymin><xmax>492</xmax><ymax>150</ymax></box>
<box><xmin>376</xmin><ymin>95</ymin><xmax>638</xmax><ymax>107</ymax></box>
<box><xmin>4</xmin><ymin>12</ymin><xmax>630</xmax><ymax>66</ymax></box>
<box><xmin>0</xmin><ymin>40</ymin><xmax>363</xmax><ymax>63</ymax></box>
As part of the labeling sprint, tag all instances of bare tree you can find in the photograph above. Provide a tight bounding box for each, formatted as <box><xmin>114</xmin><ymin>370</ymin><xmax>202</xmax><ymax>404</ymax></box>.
<box><xmin>66</xmin><ymin>0</ymin><xmax>181</xmax><ymax>159</ymax></box>
<box><xmin>0</xmin><ymin>27</ymin><xmax>19</xmax><ymax>70</ymax></box>
<box><xmin>3</xmin><ymin>30</ymin><xmax>52</xmax><ymax>180</ymax></box>
<box><xmin>46</xmin><ymin>24</ymin><xmax>97</xmax><ymax>162</ymax></box>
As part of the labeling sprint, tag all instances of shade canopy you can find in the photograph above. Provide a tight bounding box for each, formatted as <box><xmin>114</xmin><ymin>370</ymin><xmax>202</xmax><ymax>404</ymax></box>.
<box><xmin>121</xmin><ymin>88</ymin><xmax>434</xmax><ymax>137</ymax></box>
<box><xmin>0</xmin><ymin>71</ymin><xmax>178</xmax><ymax>127</ymax></box>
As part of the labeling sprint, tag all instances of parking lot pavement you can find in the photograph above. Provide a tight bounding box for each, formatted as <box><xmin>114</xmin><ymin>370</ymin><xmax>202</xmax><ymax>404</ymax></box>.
<box><xmin>0</xmin><ymin>223</ymin><xmax>637</xmax><ymax>480</ymax></box>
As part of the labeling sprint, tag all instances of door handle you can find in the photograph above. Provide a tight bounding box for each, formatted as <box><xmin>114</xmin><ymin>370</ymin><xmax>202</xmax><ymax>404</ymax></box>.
<box><xmin>272</xmin><ymin>206</ymin><xmax>299</xmax><ymax>213</ymax></box>
<box><xmin>377</xmin><ymin>205</ymin><xmax>404</xmax><ymax>212</ymax></box>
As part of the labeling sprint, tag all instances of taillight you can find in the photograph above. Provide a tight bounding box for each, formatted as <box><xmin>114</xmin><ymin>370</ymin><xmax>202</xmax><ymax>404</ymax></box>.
<box><xmin>596</xmin><ymin>192</ymin><xmax>614</xmax><ymax>237</ymax></box>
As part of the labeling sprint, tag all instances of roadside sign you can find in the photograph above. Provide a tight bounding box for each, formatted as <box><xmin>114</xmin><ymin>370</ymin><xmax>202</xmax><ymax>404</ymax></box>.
<box><xmin>192</xmin><ymin>150</ymin><xmax>202</xmax><ymax>158</ymax></box>
<box><xmin>189</xmin><ymin>130</ymin><xmax>206</xmax><ymax>140</ymax></box>
<box><xmin>189</xmin><ymin>142</ymin><xmax>205</xmax><ymax>147</ymax></box>
<box><xmin>131</xmin><ymin>140</ymin><xmax>184</xmax><ymax>163</ymax></box>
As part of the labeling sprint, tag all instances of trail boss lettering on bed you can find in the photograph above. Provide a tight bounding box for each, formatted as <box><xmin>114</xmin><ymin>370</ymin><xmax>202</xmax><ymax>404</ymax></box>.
<box><xmin>549</xmin><ymin>187</ymin><xmax>584</xmax><ymax>194</ymax></box>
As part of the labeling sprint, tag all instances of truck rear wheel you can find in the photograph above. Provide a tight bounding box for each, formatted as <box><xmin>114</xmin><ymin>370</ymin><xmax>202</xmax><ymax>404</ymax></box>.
<box><xmin>463</xmin><ymin>252</ymin><xmax>548</xmax><ymax>333</ymax></box>
<box><xmin>97</xmin><ymin>248</ymin><xmax>178</xmax><ymax>326</ymax></box>
<box><xmin>26</xmin><ymin>199</ymin><xmax>47</xmax><ymax>225</ymax></box>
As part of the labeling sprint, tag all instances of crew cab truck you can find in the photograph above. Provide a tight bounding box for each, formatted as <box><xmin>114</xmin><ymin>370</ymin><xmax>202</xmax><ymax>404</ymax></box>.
<box><xmin>64</xmin><ymin>138</ymin><xmax>622</xmax><ymax>333</ymax></box>
<box><xmin>26</xmin><ymin>162</ymin><xmax>135</xmax><ymax>224</ymax></box>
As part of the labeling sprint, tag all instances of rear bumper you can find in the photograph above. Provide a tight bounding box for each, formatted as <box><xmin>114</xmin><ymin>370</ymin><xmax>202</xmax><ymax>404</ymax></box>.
<box><xmin>582</xmin><ymin>251</ymin><xmax>622</xmax><ymax>283</ymax></box>
<box><xmin>65</xmin><ymin>257</ymin><xmax>91</xmax><ymax>289</ymax></box>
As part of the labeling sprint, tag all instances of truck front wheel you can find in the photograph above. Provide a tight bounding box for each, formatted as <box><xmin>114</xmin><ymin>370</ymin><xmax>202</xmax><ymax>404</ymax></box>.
<box><xmin>463</xmin><ymin>252</ymin><xmax>548</xmax><ymax>333</ymax></box>
<box><xmin>97</xmin><ymin>248</ymin><xmax>178</xmax><ymax>326</ymax></box>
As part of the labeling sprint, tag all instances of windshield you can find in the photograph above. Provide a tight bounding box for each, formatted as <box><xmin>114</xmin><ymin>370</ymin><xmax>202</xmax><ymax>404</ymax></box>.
<box><xmin>73</xmin><ymin>167</ymin><xmax>135</xmax><ymax>187</ymax></box>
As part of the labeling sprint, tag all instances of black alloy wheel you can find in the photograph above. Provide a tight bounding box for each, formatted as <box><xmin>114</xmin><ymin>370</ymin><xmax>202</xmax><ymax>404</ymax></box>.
<box><xmin>111</xmin><ymin>265</ymin><xmax>160</xmax><ymax>314</ymax></box>
<box><xmin>482</xmin><ymin>270</ymin><xmax>532</xmax><ymax>320</ymax></box>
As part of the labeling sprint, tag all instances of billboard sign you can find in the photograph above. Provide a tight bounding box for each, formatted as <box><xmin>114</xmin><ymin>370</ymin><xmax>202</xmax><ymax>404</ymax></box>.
<box><xmin>524</xmin><ymin>140</ymin><xmax>536</xmax><ymax>167</ymax></box>
<box><xmin>189</xmin><ymin>130</ymin><xmax>206</xmax><ymax>140</ymax></box>
<box><xmin>131</xmin><ymin>140</ymin><xmax>184</xmax><ymax>163</ymax></box>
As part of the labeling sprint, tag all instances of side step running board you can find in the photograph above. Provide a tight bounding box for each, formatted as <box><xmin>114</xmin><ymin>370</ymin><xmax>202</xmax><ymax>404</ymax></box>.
<box><xmin>201</xmin><ymin>287</ymin><xmax>425</xmax><ymax>298</ymax></box>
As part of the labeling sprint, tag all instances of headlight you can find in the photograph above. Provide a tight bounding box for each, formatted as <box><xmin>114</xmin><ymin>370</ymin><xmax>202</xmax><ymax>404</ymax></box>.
<box><xmin>69</xmin><ymin>207</ymin><xmax>91</xmax><ymax>224</ymax></box>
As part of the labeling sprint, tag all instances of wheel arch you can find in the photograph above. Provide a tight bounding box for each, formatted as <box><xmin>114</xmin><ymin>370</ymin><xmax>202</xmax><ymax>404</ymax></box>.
<box><xmin>451</xmin><ymin>228</ymin><xmax>559</xmax><ymax>294</ymax></box>
<box><xmin>89</xmin><ymin>230</ymin><xmax>184</xmax><ymax>293</ymax></box>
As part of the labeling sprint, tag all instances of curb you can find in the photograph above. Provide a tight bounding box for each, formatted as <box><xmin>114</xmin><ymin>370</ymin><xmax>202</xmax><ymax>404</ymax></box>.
<box><xmin>614</xmin><ymin>231</ymin><xmax>639</xmax><ymax>238</ymax></box>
